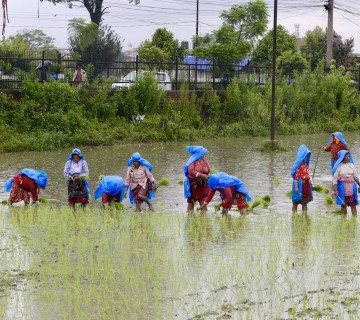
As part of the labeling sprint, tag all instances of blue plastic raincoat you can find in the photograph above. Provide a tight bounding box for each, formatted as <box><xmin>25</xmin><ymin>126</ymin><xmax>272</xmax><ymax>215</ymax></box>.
<box><xmin>207</xmin><ymin>172</ymin><xmax>252</xmax><ymax>202</ymax></box>
<box><xmin>291</xmin><ymin>144</ymin><xmax>313</xmax><ymax>203</ymax></box>
<box><xmin>66</xmin><ymin>148</ymin><xmax>90</xmax><ymax>200</ymax></box>
<box><xmin>127</xmin><ymin>152</ymin><xmax>155</xmax><ymax>204</ymax></box>
<box><xmin>95</xmin><ymin>176</ymin><xmax>126</xmax><ymax>201</ymax></box>
<box><xmin>329</xmin><ymin>132</ymin><xmax>352</xmax><ymax>168</ymax></box>
<box><xmin>183</xmin><ymin>146</ymin><xmax>208</xmax><ymax>199</ymax></box>
<box><xmin>332</xmin><ymin>150</ymin><xmax>358</xmax><ymax>206</ymax></box>
<box><xmin>4</xmin><ymin>168</ymin><xmax>48</xmax><ymax>192</ymax></box>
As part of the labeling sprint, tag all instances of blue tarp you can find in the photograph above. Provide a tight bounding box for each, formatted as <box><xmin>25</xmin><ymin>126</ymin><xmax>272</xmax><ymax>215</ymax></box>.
<box><xmin>332</xmin><ymin>150</ymin><xmax>358</xmax><ymax>206</ymax></box>
<box><xmin>183</xmin><ymin>56</ymin><xmax>251</xmax><ymax>71</ymax></box>
<box><xmin>207</xmin><ymin>172</ymin><xmax>251</xmax><ymax>201</ymax></box>
<box><xmin>95</xmin><ymin>176</ymin><xmax>125</xmax><ymax>201</ymax></box>
<box><xmin>183</xmin><ymin>146</ymin><xmax>207</xmax><ymax>199</ymax></box>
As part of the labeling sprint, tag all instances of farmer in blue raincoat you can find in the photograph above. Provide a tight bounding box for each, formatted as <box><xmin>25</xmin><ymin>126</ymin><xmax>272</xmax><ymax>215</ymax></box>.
<box><xmin>95</xmin><ymin>175</ymin><xmax>126</xmax><ymax>210</ymax></box>
<box><xmin>198</xmin><ymin>172</ymin><xmax>251</xmax><ymax>215</ymax></box>
<box><xmin>332</xmin><ymin>150</ymin><xmax>360</xmax><ymax>215</ymax></box>
<box><xmin>124</xmin><ymin>152</ymin><xmax>158</xmax><ymax>212</ymax></box>
<box><xmin>4</xmin><ymin>168</ymin><xmax>48</xmax><ymax>206</ymax></box>
<box><xmin>184</xmin><ymin>146</ymin><xmax>211</xmax><ymax>212</ymax></box>
<box><xmin>319</xmin><ymin>132</ymin><xmax>350</xmax><ymax>169</ymax></box>
<box><xmin>291</xmin><ymin>144</ymin><xmax>313</xmax><ymax>214</ymax></box>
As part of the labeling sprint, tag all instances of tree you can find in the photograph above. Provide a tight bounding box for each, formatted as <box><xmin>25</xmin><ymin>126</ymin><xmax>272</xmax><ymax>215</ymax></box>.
<box><xmin>276</xmin><ymin>50</ymin><xmax>309</xmax><ymax>78</ymax></box>
<box><xmin>138</xmin><ymin>28</ymin><xmax>187</xmax><ymax>70</ymax></box>
<box><xmin>9</xmin><ymin>29</ymin><xmax>55</xmax><ymax>49</ymax></box>
<box><xmin>300</xmin><ymin>26</ymin><xmax>354</xmax><ymax>70</ymax></box>
<box><xmin>68</xmin><ymin>18</ymin><xmax>122</xmax><ymax>77</ymax></box>
<box><xmin>252</xmin><ymin>25</ymin><xmax>297</xmax><ymax>66</ymax></box>
<box><xmin>192</xmin><ymin>0</ymin><xmax>268</xmax><ymax>77</ymax></box>
<box><xmin>41</xmin><ymin>0</ymin><xmax>139</xmax><ymax>25</ymax></box>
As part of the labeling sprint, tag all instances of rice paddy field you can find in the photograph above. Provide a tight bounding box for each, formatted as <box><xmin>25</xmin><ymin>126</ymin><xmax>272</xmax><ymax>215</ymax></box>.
<box><xmin>1</xmin><ymin>133</ymin><xmax>360</xmax><ymax>319</ymax></box>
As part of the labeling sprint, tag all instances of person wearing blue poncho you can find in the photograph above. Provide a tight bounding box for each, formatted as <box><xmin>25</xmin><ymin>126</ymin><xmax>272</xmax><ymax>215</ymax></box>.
<box><xmin>184</xmin><ymin>146</ymin><xmax>211</xmax><ymax>211</ymax></box>
<box><xmin>95</xmin><ymin>175</ymin><xmax>126</xmax><ymax>210</ymax></box>
<box><xmin>198</xmin><ymin>172</ymin><xmax>251</xmax><ymax>215</ymax></box>
<box><xmin>5</xmin><ymin>168</ymin><xmax>48</xmax><ymax>206</ymax></box>
<box><xmin>291</xmin><ymin>145</ymin><xmax>313</xmax><ymax>214</ymax></box>
<box><xmin>319</xmin><ymin>132</ymin><xmax>350</xmax><ymax>168</ymax></box>
<box><xmin>63</xmin><ymin>148</ymin><xmax>90</xmax><ymax>208</ymax></box>
<box><xmin>124</xmin><ymin>152</ymin><xmax>158</xmax><ymax>211</ymax></box>
<box><xmin>332</xmin><ymin>150</ymin><xmax>360</xmax><ymax>215</ymax></box>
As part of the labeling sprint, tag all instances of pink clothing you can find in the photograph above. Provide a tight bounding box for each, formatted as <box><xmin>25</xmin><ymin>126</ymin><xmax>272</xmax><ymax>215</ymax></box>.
<box><xmin>205</xmin><ymin>186</ymin><xmax>235</xmax><ymax>204</ymax></box>
<box><xmin>125</xmin><ymin>165</ymin><xmax>155</xmax><ymax>190</ymax></box>
<box><xmin>339</xmin><ymin>176</ymin><xmax>354</xmax><ymax>196</ymax></box>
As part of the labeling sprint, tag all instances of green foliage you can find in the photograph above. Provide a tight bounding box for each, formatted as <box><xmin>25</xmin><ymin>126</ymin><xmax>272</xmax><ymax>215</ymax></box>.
<box><xmin>9</xmin><ymin>29</ymin><xmax>55</xmax><ymax>49</ymax></box>
<box><xmin>277</xmin><ymin>51</ymin><xmax>310</xmax><ymax>78</ymax></box>
<box><xmin>158</xmin><ymin>178</ymin><xmax>170</xmax><ymax>186</ymax></box>
<box><xmin>325</xmin><ymin>195</ymin><xmax>334</xmax><ymax>205</ymax></box>
<box><xmin>252</xmin><ymin>25</ymin><xmax>297</xmax><ymax>66</ymax></box>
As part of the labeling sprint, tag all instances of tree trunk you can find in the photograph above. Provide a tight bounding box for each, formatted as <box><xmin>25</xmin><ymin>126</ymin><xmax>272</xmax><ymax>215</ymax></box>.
<box><xmin>84</xmin><ymin>0</ymin><xmax>104</xmax><ymax>26</ymax></box>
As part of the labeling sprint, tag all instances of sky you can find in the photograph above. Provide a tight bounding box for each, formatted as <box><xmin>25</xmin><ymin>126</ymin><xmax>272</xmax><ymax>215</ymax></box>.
<box><xmin>3</xmin><ymin>0</ymin><xmax>360</xmax><ymax>53</ymax></box>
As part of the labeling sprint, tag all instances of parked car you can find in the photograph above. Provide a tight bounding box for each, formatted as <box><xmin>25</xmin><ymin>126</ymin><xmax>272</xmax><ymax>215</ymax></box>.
<box><xmin>111</xmin><ymin>71</ymin><xmax>172</xmax><ymax>91</ymax></box>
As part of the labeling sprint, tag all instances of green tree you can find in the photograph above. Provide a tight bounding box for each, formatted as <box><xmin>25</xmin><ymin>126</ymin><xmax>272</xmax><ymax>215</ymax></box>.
<box><xmin>252</xmin><ymin>25</ymin><xmax>297</xmax><ymax>66</ymax></box>
<box><xmin>41</xmin><ymin>0</ymin><xmax>139</xmax><ymax>25</ymax></box>
<box><xmin>68</xmin><ymin>18</ymin><xmax>122</xmax><ymax>77</ymax></box>
<box><xmin>300</xmin><ymin>26</ymin><xmax>354</xmax><ymax>70</ymax></box>
<box><xmin>138</xmin><ymin>28</ymin><xmax>187</xmax><ymax>70</ymax></box>
<box><xmin>277</xmin><ymin>50</ymin><xmax>309</xmax><ymax>77</ymax></box>
<box><xmin>9</xmin><ymin>29</ymin><xmax>55</xmax><ymax>49</ymax></box>
<box><xmin>193</xmin><ymin>0</ymin><xmax>268</xmax><ymax>77</ymax></box>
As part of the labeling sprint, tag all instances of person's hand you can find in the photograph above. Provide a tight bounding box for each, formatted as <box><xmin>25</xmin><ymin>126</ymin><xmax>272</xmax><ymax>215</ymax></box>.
<box><xmin>319</xmin><ymin>144</ymin><xmax>326</xmax><ymax>150</ymax></box>
<box><xmin>34</xmin><ymin>201</ymin><xmax>39</xmax><ymax>206</ymax></box>
<box><xmin>153</xmin><ymin>182</ymin><xmax>158</xmax><ymax>191</ymax></box>
<box><xmin>124</xmin><ymin>191</ymin><xmax>128</xmax><ymax>199</ymax></box>
<box><xmin>334</xmin><ymin>190</ymin><xmax>338</xmax><ymax>197</ymax></box>
<box><xmin>295</xmin><ymin>187</ymin><xmax>299</xmax><ymax>194</ymax></box>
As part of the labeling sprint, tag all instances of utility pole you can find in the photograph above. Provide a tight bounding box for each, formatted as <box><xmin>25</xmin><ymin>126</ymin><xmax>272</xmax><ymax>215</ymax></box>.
<box><xmin>270</xmin><ymin>0</ymin><xmax>278</xmax><ymax>141</ymax></box>
<box><xmin>326</xmin><ymin>0</ymin><xmax>333</xmax><ymax>68</ymax></box>
<box><xmin>195</xmin><ymin>0</ymin><xmax>199</xmax><ymax>85</ymax></box>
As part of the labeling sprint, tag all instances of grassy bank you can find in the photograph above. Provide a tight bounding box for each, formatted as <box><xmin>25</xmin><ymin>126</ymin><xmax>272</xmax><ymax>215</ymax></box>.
<box><xmin>1</xmin><ymin>65</ymin><xmax>360</xmax><ymax>152</ymax></box>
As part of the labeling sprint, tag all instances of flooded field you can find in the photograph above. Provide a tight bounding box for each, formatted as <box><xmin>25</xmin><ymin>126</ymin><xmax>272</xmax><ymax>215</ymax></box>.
<box><xmin>1</xmin><ymin>133</ymin><xmax>360</xmax><ymax>319</ymax></box>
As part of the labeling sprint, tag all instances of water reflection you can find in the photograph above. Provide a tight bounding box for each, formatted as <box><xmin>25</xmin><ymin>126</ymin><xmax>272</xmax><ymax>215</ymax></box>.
<box><xmin>291</xmin><ymin>212</ymin><xmax>311</xmax><ymax>257</ymax></box>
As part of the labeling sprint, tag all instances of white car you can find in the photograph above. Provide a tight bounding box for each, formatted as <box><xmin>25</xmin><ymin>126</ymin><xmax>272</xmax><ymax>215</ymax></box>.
<box><xmin>112</xmin><ymin>71</ymin><xmax>172</xmax><ymax>91</ymax></box>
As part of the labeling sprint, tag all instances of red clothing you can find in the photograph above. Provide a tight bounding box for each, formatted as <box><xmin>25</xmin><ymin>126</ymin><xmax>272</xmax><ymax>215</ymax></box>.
<box><xmin>12</xmin><ymin>173</ymin><xmax>39</xmax><ymax>202</ymax></box>
<box><xmin>102</xmin><ymin>190</ymin><xmax>122</xmax><ymax>204</ymax></box>
<box><xmin>294</xmin><ymin>163</ymin><xmax>310</xmax><ymax>180</ymax></box>
<box><xmin>75</xmin><ymin>69</ymin><xmax>82</xmax><ymax>82</ymax></box>
<box><xmin>325</xmin><ymin>142</ymin><xmax>348</xmax><ymax>161</ymax></box>
<box><xmin>187</xmin><ymin>158</ymin><xmax>210</xmax><ymax>203</ymax></box>
<box><xmin>205</xmin><ymin>186</ymin><xmax>247</xmax><ymax>210</ymax></box>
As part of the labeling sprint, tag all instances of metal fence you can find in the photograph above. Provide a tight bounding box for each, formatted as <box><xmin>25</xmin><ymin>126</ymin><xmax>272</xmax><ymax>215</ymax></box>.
<box><xmin>1</xmin><ymin>50</ymin><xmax>360</xmax><ymax>91</ymax></box>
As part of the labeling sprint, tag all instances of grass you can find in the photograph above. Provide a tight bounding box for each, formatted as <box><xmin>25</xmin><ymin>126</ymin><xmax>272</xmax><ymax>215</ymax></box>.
<box><xmin>158</xmin><ymin>178</ymin><xmax>170</xmax><ymax>186</ymax></box>
<box><xmin>1</xmin><ymin>206</ymin><xmax>359</xmax><ymax>319</ymax></box>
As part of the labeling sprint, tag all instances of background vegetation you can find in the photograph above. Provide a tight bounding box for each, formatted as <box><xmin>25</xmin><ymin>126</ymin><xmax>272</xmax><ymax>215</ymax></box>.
<box><xmin>1</xmin><ymin>62</ymin><xmax>360</xmax><ymax>152</ymax></box>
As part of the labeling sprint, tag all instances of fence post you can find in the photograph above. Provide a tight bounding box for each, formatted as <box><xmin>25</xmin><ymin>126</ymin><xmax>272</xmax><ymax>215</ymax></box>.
<box><xmin>358</xmin><ymin>65</ymin><xmax>360</xmax><ymax>92</ymax></box>
<box><xmin>175</xmin><ymin>57</ymin><xmax>178</xmax><ymax>90</ymax></box>
<box><xmin>212</xmin><ymin>60</ymin><xmax>215</xmax><ymax>90</ymax></box>
<box><xmin>136</xmin><ymin>55</ymin><xmax>139</xmax><ymax>76</ymax></box>
<box><xmin>188</xmin><ymin>64</ymin><xmax>191</xmax><ymax>88</ymax></box>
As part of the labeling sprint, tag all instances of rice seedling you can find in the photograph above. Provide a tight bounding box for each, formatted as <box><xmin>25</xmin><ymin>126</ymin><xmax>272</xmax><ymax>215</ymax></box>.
<box><xmin>1</xmin><ymin>200</ymin><xmax>8</xmax><ymax>205</ymax></box>
<box><xmin>210</xmin><ymin>167</ymin><xmax>219</xmax><ymax>174</ymax></box>
<box><xmin>157</xmin><ymin>202</ymin><xmax>165</xmax><ymax>206</ymax></box>
<box><xmin>177</xmin><ymin>180</ymin><xmax>184</xmax><ymax>185</ymax></box>
<box><xmin>250</xmin><ymin>199</ymin><xmax>262</xmax><ymax>210</ymax></box>
<box><xmin>332</xmin><ymin>209</ymin><xmax>342</xmax><ymax>214</ymax></box>
<box><xmin>312</xmin><ymin>184</ymin><xmax>330</xmax><ymax>194</ymax></box>
<box><xmin>285</xmin><ymin>190</ymin><xmax>292</xmax><ymax>198</ymax></box>
<box><xmin>261</xmin><ymin>195</ymin><xmax>271</xmax><ymax>203</ymax></box>
<box><xmin>158</xmin><ymin>178</ymin><xmax>170</xmax><ymax>186</ymax></box>
<box><xmin>38</xmin><ymin>197</ymin><xmax>49</xmax><ymax>204</ymax></box>
<box><xmin>274</xmin><ymin>176</ymin><xmax>280</xmax><ymax>185</ymax></box>
<box><xmin>98</xmin><ymin>174</ymin><xmax>105</xmax><ymax>181</ymax></box>
<box><xmin>79</xmin><ymin>174</ymin><xmax>89</xmax><ymax>180</ymax></box>
<box><xmin>325</xmin><ymin>195</ymin><xmax>334</xmax><ymax>205</ymax></box>
<box><xmin>111</xmin><ymin>202</ymin><xmax>124</xmax><ymax>210</ymax></box>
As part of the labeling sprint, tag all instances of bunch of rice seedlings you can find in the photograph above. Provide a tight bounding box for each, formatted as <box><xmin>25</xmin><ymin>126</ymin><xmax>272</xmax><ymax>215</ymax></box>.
<box><xmin>250</xmin><ymin>199</ymin><xmax>262</xmax><ymax>210</ymax></box>
<box><xmin>112</xmin><ymin>202</ymin><xmax>124</xmax><ymax>210</ymax></box>
<box><xmin>177</xmin><ymin>180</ymin><xmax>184</xmax><ymax>185</ymax></box>
<box><xmin>312</xmin><ymin>184</ymin><xmax>330</xmax><ymax>194</ymax></box>
<box><xmin>39</xmin><ymin>197</ymin><xmax>49</xmax><ymax>204</ymax></box>
<box><xmin>285</xmin><ymin>190</ymin><xmax>292</xmax><ymax>198</ymax></box>
<box><xmin>332</xmin><ymin>208</ymin><xmax>342</xmax><ymax>214</ymax></box>
<box><xmin>210</xmin><ymin>167</ymin><xmax>219</xmax><ymax>174</ymax></box>
<box><xmin>158</xmin><ymin>178</ymin><xmax>170</xmax><ymax>186</ymax></box>
<box><xmin>325</xmin><ymin>195</ymin><xmax>334</xmax><ymax>205</ymax></box>
<box><xmin>98</xmin><ymin>174</ymin><xmax>105</xmax><ymax>181</ymax></box>
<box><xmin>1</xmin><ymin>200</ymin><xmax>8</xmax><ymax>205</ymax></box>
<box><xmin>79</xmin><ymin>174</ymin><xmax>89</xmax><ymax>180</ymax></box>
<box><xmin>261</xmin><ymin>195</ymin><xmax>271</xmax><ymax>203</ymax></box>
<box><xmin>274</xmin><ymin>176</ymin><xmax>280</xmax><ymax>185</ymax></box>
<box><xmin>157</xmin><ymin>202</ymin><xmax>164</xmax><ymax>206</ymax></box>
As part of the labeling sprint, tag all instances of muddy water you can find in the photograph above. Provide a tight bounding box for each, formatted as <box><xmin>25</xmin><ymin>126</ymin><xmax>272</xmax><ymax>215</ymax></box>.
<box><xmin>1</xmin><ymin>132</ymin><xmax>360</xmax><ymax>319</ymax></box>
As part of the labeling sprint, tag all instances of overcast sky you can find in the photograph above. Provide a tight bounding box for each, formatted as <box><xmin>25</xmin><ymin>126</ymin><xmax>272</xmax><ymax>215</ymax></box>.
<box><xmin>4</xmin><ymin>0</ymin><xmax>360</xmax><ymax>53</ymax></box>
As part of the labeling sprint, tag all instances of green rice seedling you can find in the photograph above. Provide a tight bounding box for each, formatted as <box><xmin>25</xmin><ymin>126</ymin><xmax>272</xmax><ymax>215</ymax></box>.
<box><xmin>332</xmin><ymin>208</ymin><xmax>342</xmax><ymax>214</ymax></box>
<box><xmin>158</xmin><ymin>178</ymin><xmax>170</xmax><ymax>186</ymax></box>
<box><xmin>285</xmin><ymin>190</ymin><xmax>292</xmax><ymax>198</ymax></box>
<box><xmin>1</xmin><ymin>200</ymin><xmax>8</xmax><ymax>205</ymax></box>
<box><xmin>98</xmin><ymin>174</ymin><xmax>105</xmax><ymax>181</ymax></box>
<box><xmin>325</xmin><ymin>195</ymin><xmax>334</xmax><ymax>205</ymax></box>
<box><xmin>177</xmin><ymin>180</ymin><xmax>184</xmax><ymax>185</ymax></box>
<box><xmin>210</xmin><ymin>167</ymin><xmax>219</xmax><ymax>174</ymax></box>
<box><xmin>157</xmin><ymin>202</ymin><xmax>165</xmax><ymax>206</ymax></box>
<box><xmin>79</xmin><ymin>174</ymin><xmax>89</xmax><ymax>180</ymax></box>
<box><xmin>312</xmin><ymin>184</ymin><xmax>330</xmax><ymax>194</ymax></box>
<box><xmin>38</xmin><ymin>197</ymin><xmax>49</xmax><ymax>204</ymax></box>
<box><xmin>112</xmin><ymin>202</ymin><xmax>124</xmax><ymax>210</ymax></box>
<box><xmin>274</xmin><ymin>176</ymin><xmax>280</xmax><ymax>185</ymax></box>
<box><xmin>251</xmin><ymin>199</ymin><xmax>262</xmax><ymax>210</ymax></box>
<box><xmin>261</xmin><ymin>200</ymin><xmax>269</xmax><ymax>208</ymax></box>
<box><xmin>261</xmin><ymin>195</ymin><xmax>271</xmax><ymax>203</ymax></box>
